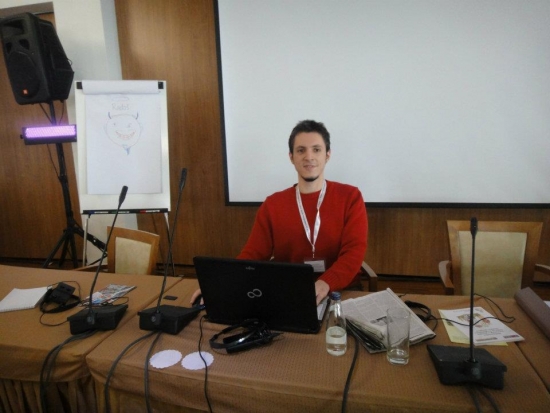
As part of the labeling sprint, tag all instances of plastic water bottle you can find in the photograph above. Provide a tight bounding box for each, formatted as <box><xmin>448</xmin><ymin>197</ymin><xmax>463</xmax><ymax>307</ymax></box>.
<box><xmin>325</xmin><ymin>291</ymin><xmax>347</xmax><ymax>356</ymax></box>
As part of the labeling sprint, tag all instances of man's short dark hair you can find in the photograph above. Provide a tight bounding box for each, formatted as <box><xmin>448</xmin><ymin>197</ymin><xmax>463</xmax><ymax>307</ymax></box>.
<box><xmin>288</xmin><ymin>120</ymin><xmax>331</xmax><ymax>153</ymax></box>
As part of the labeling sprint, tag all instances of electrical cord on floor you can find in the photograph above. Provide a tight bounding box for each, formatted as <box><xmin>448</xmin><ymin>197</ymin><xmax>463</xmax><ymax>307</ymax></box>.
<box><xmin>144</xmin><ymin>331</ymin><xmax>163</xmax><ymax>413</ymax></box>
<box><xmin>198</xmin><ymin>315</ymin><xmax>213</xmax><ymax>413</ymax></box>
<box><xmin>104</xmin><ymin>330</ymin><xmax>157</xmax><ymax>413</ymax></box>
<box><xmin>40</xmin><ymin>329</ymin><xmax>97</xmax><ymax>413</ymax></box>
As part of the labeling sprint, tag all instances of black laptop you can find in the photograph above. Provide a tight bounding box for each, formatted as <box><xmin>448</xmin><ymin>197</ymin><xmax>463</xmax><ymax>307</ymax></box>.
<box><xmin>193</xmin><ymin>256</ymin><xmax>328</xmax><ymax>334</ymax></box>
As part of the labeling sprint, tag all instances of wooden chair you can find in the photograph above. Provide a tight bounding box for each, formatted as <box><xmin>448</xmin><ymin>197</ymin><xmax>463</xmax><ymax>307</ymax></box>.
<box><xmin>361</xmin><ymin>261</ymin><xmax>378</xmax><ymax>292</ymax></box>
<box><xmin>79</xmin><ymin>226</ymin><xmax>160</xmax><ymax>275</ymax></box>
<box><xmin>345</xmin><ymin>261</ymin><xmax>378</xmax><ymax>292</ymax></box>
<box><xmin>536</xmin><ymin>263</ymin><xmax>550</xmax><ymax>280</ymax></box>
<box><xmin>439</xmin><ymin>220</ymin><xmax>543</xmax><ymax>298</ymax></box>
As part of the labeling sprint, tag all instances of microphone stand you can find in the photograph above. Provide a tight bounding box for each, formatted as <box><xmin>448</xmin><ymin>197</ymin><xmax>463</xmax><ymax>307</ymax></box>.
<box><xmin>67</xmin><ymin>186</ymin><xmax>129</xmax><ymax>335</ymax></box>
<box><xmin>465</xmin><ymin>218</ymin><xmax>480</xmax><ymax>376</ymax></box>
<box><xmin>138</xmin><ymin>168</ymin><xmax>201</xmax><ymax>334</ymax></box>
<box><xmin>427</xmin><ymin>217</ymin><xmax>507</xmax><ymax>389</ymax></box>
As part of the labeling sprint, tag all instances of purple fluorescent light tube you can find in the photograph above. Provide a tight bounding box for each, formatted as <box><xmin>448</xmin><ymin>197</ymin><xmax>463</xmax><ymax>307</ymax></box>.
<box><xmin>22</xmin><ymin>125</ymin><xmax>77</xmax><ymax>145</ymax></box>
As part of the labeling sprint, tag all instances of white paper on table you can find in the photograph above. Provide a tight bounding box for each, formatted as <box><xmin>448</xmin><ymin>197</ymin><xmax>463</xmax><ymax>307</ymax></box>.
<box><xmin>181</xmin><ymin>351</ymin><xmax>214</xmax><ymax>370</ymax></box>
<box><xmin>149</xmin><ymin>350</ymin><xmax>182</xmax><ymax>369</ymax></box>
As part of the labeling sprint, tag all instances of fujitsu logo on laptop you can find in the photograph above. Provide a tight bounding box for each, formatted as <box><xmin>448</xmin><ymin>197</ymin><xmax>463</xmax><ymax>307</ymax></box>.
<box><xmin>247</xmin><ymin>289</ymin><xmax>262</xmax><ymax>298</ymax></box>
<box><xmin>245</xmin><ymin>266</ymin><xmax>256</xmax><ymax>271</ymax></box>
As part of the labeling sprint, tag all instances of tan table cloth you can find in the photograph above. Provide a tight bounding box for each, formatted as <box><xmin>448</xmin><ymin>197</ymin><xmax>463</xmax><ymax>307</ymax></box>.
<box><xmin>87</xmin><ymin>282</ymin><xmax>550</xmax><ymax>413</ymax></box>
<box><xmin>0</xmin><ymin>264</ymin><xmax>181</xmax><ymax>413</ymax></box>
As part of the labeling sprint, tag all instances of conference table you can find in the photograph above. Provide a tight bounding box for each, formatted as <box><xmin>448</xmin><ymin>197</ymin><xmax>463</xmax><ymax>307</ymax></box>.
<box><xmin>86</xmin><ymin>279</ymin><xmax>550</xmax><ymax>413</ymax></box>
<box><xmin>497</xmin><ymin>294</ymin><xmax>550</xmax><ymax>392</ymax></box>
<box><xmin>0</xmin><ymin>264</ymin><xmax>181</xmax><ymax>413</ymax></box>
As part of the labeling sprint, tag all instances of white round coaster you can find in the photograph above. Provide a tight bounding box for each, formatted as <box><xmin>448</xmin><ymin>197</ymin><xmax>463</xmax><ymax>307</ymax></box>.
<box><xmin>149</xmin><ymin>349</ymin><xmax>182</xmax><ymax>369</ymax></box>
<box><xmin>181</xmin><ymin>351</ymin><xmax>214</xmax><ymax>370</ymax></box>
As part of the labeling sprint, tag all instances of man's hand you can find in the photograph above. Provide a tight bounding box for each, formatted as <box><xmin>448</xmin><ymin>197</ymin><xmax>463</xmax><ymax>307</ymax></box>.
<box><xmin>315</xmin><ymin>279</ymin><xmax>330</xmax><ymax>305</ymax></box>
<box><xmin>190</xmin><ymin>288</ymin><xmax>203</xmax><ymax>305</ymax></box>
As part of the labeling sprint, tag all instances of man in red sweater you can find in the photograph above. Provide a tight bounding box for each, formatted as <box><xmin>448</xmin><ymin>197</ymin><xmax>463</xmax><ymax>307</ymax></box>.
<box><xmin>237</xmin><ymin>120</ymin><xmax>367</xmax><ymax>304</ymax></box>
<box><xmin>191</xmin><ymin>120</ymin><xmax>367</xmax><ymax>306</ymax></box>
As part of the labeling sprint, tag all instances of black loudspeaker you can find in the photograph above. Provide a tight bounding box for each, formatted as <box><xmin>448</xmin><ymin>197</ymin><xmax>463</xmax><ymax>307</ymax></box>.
<box><xmin>0</xmin><ymin>12</ymin><xmax>74</xmax><ymax>105</ymax></box>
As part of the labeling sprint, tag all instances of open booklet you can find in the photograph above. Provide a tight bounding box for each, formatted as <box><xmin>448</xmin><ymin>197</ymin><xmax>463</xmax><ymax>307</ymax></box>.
<box><xmin>341</xmin><ymin>288</ymin><xmax>435</xmax><ymax>353</ymax></box>
<box><xmin>438</xmin><ymin>307</ymin><xmax>523</xmax><ymax>345</ymax></box>
<box><xmin>81</xmin><ymin>284</ymin><xmax>136</xmax><ymax>306</ymax></box>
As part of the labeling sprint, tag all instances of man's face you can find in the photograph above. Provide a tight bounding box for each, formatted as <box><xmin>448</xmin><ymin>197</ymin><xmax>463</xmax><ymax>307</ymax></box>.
<box><xmin>289</xmin><ymin>132</ymin><xmax>330</xmax><ymax>183</ymax></box>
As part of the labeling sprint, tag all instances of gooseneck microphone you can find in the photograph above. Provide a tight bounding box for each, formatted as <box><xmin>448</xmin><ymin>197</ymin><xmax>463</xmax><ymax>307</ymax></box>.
<box><xmin>138</xmin><ymin>168</ymin><xmax>201</xmax><ymax>334</ymax></box>
<box><xmin>468</xmin><ymin>217</ymin><xmax>478</xmax><ymax>366</ymax></box>
<box><xmin>166</xmin><ymin>168</ymin><xmax>188</xmax><ymax>277</ymax></box>
<box><xmin>156</xmin><ymin>168</ymin><xmax>187</xmax><ymax>313</ymax></box>
<box><xmin>67</xmin><ymin>186</ymin><xmax>129</xmax><ymax>335</ymax></box>
<box><xmin>427</xmin><ymin>217</ymin><xmax>507</xmax><ymax>389</ymax></box>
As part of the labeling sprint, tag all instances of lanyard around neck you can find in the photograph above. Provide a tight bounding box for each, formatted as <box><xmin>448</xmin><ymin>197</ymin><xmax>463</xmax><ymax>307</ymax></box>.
<box><xmin>296</xmin><ymin>180</ymin><xmax>327</xmax><ymax>258</ymax></box>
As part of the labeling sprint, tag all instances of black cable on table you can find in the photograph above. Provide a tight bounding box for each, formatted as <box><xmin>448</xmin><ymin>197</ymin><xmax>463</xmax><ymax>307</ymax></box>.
<box><xmin>40</xmin><ymin>329</ymin><xmax>96</xmax><ymax>412</ymax></box>
<box><xmin>198</xmin><ymin>315</ymin><xmax>213</xmax><ymax>413</ymax></box>
<box><xmin>144</xmin><ymin>331</ymin><xmax>163</xmax><ymax>413</ymax></box>
<box><xmin>342</xmin><ymin>325</ymin><xmax>361</xmax><ymax>413</ymax></box>
<box><xmin>104</xmin><ymin>330</ymin><xmax>157</xmax><ymax>413</ymax></box>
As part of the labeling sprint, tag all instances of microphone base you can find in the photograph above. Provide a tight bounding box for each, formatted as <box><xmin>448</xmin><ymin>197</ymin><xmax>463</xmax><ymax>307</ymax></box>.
<box><xmin>138</xmin><ymin>305</ymin><xmax>201</xmax><ymax>335</ymax></box>
<box><xmin>427</xmin><ymin>344</ymin><xmax>507</xmax><ymax>389</ymax></box>
<box><xmin>67</xmin><ymin>305</ymin><xmax>128</xmax><ymax>335</ymax></box>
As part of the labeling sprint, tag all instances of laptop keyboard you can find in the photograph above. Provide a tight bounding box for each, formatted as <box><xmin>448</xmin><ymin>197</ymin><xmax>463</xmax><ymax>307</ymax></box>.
<box><xmin>317</xmin><ymin>297</ymin><xmax>329</xmax><ymax>321</ymax></box>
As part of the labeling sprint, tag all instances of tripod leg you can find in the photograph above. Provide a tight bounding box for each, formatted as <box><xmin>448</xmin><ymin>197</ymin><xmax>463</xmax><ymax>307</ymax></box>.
<box><xmin>57</xmin><ymin>226</ymin><xmax>79</xmax><ymax>268</ymax></box>
<box><xmin>68</xmin><ymin>227</ymin><xmax>79</xmax><ymax>268</ymax></box>
<box><xmin>58</xmin><ymin>231</ymin><xmax>71</xmax><ymax>267</ymax></box>
<box><xmin>43</xmin><ymin>230</ymin><xmax>69</xmax><ymax>268</ymax></box>
<box><xmin>42</xmin><ymin>105</ymin><xmax>104</xmax><ymax>269</ymax></box>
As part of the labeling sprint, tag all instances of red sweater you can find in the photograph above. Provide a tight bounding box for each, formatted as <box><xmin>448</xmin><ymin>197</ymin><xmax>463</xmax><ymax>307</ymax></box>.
<box><xmin>238</xmin><ymin>180</ymin><xmax>368</xmax><ymax>291</ymax></box>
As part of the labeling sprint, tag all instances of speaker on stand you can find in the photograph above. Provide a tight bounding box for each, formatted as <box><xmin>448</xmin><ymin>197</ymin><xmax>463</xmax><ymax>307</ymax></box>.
<box><xmin>0</xmin><ymin>12</ymin><xmax>105</xmax><ymax>267</ymax></box>
<box><xmin>0</xmin><ymin>12</ymin><xmax>73</xmax><ymax>104</ymax></box>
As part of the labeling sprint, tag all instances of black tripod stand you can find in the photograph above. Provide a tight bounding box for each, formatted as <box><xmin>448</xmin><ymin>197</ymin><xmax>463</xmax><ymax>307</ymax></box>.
<box><xmin>42</xmin><ymin>102</ymin><xmax>104</xmax><ymax>268</ymax></box>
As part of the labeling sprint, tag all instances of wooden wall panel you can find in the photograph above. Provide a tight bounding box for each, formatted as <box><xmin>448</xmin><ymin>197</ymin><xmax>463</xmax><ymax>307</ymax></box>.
<box><xmin>367</xmin><ymin>207</ymin><xmax>550</xmax><ymax>276</ymax></box>
<box><xmin>1</xmin><ymin>1</ymin><xmax>548</xmax><ymax>279</ymax></box>
<box><xmin>115</xmin><ymin>0</ymin><xmax>257</xmax><ymax>264</ymax></box>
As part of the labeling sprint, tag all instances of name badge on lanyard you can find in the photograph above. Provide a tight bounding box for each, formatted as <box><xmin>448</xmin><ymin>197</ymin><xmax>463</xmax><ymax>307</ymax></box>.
<box><xmin>296</xmin><ymin>181</ymin><xmax>327</xmax><ymax>273</ymax></box>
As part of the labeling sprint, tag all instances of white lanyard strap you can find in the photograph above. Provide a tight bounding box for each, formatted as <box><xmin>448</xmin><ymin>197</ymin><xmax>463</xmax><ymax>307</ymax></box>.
<box><xmin>296</xmin><ymin>180</ymin><xmax>326</xmax><ymax>257</ymax></box>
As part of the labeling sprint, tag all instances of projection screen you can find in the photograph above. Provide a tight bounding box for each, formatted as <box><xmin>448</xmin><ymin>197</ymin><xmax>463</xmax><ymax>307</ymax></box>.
<box><xmin>216</xmin><ymin>0</ymin><xmax>550</xmax><ymax>206</ymax></box>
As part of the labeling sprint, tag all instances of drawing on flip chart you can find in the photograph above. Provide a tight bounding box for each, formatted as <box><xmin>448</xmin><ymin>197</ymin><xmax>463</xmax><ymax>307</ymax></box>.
<box><xmin>85</xmin><ymin>93</ymin><xmax>162</xmax><ymax>195</ymax></box>
<box><xmin>76</xmin><ymin>80</ymin><xmax>170</xmax><ymax>213</ymax></box>
<box><xmin>104</xmin><ymin>105</ymin><xmax>143</xmax><ymax>155</ymax></box>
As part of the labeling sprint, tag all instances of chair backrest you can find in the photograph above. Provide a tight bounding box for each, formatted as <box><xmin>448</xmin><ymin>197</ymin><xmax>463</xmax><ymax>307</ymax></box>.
<box><xmin>447</xmin><ymin>220</ymin><xmax>542</xmax><ymax>298</ymax></box>
<box><xmin>107</xmin><ymin>226</ymin><xmax>160</xmax><ymax>275</ymax></box>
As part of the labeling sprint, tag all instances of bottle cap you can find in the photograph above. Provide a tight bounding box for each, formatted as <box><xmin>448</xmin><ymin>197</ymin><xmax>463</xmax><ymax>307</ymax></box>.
<box><xmin>330</xmin><ymin>291</ymin><xmax>341</xmax><ymax>300</ymax></box>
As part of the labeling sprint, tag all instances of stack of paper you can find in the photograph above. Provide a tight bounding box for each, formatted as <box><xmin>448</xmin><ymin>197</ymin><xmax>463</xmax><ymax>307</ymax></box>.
<box><xmin>0</xmin><ymin>287</ymin><xmax>48</xmax><ymax>313</ymax></box>
<box><xmin>342</xmin><ymin>288</ymin><xmax>436</xmax><ymax>353</ymax></box>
